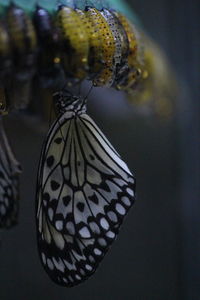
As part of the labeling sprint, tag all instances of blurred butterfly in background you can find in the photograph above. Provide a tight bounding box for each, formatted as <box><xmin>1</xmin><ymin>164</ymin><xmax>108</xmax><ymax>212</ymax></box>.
<box><xmin>36</xmin><ymin>89</ymin><xmax>136</xmax><ymax>286</ymax></box>
<box><xmin>0</xmin><ymin>118</ymin><xmax>21</xmax><ymax>229</ymax></box>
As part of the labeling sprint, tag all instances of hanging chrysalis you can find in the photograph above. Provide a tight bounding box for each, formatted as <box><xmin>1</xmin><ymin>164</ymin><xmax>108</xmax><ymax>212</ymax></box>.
<box><xmin>86</xmin><ymin>7</ymin><xmax>116</xmax><ymax>87</ymax></box>
<box><xmin>0</xmin><ymin>118</ymin><xmax>21</xmax><ymax>229</ymax></box>
<box><xmin>56</xmin><ymin>6</ymin><xmax>89</xmax><ymax>80</ymax></box>
<box><xmin>36</xmin><ymin>90</ymin><xmax>136</xmax><ymax>286</ymax></box>
<box><xmin>0</xmin><ymin>1</ymin><xmax>153</xmax><ymax>106</ymax></box>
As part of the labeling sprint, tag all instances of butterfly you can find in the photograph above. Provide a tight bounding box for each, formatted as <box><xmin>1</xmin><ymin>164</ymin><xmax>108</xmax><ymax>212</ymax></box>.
<box><xmin>0</xmin><ymin>118</ymin><xmax>21</xmax><ymax>229</ymax></box>
<box><xmin>36</xmin><ymin>90</ymin><xmax>136</xmax><ymax>287</ymax></box>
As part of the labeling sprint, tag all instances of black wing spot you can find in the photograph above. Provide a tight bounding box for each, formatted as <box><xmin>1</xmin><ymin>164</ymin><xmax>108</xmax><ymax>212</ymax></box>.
<box><xmin>54</xmin><ymin>137</ymin><xmax>63</xmax><ymax>144</ymax></box>
<box><xmin>89</xmin><ymin>154</ymin><xmax>95</xmax><ymax>160</ymax></box>
<box><xmin>63</xmin><ymin>195</ymin><xmax>71</xmax><ymax>206</ymax></box>
<box><xmin>51</xmin><ymin>180</ymin><xmax>60</xmax><ymax>191</ymax></box>
<box><xmin>46</xmin><ymin>156</ymin><xmax>55</xmax><ymax>168</ymax></box>
<box><xmin>43</xmin><ymin>192</ymin><xmax>50</xmax><ymax>201</ymax></box>
<box><xmin>77</xmin><ymin>202</ymin><xmax>85</xmax><ymax>212</ymax></box>
<box><xmin>100</xmin><ymin>181</ymin><xmax>111</xmax><ymax>192</ymax></box>
<box><xmin>88</xmin><ymin>194</ymin><xmax>99</xmax><ymax>205</ymax></box>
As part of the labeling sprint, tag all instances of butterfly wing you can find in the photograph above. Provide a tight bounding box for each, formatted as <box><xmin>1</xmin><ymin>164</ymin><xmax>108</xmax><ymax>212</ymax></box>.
<box><xmin>37</xmin><ymin>196</ymin><xmax>119</xmax><ymax>286</ymax></box>
<box><xmin>0</xmin><ymin>119</ymin><xmax>21</xmax><ymax>229</ymax></box>
<box><xmin>36</xmin><ymin>109</ymin><xmax>136</xmax><ymax>286</ymax></box>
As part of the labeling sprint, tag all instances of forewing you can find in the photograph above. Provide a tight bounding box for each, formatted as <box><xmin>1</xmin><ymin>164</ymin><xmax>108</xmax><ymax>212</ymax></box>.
<box><xmin>38</xmin><ymin>112</ymin><xmax>135</xmax><ymax>238</ymax></box>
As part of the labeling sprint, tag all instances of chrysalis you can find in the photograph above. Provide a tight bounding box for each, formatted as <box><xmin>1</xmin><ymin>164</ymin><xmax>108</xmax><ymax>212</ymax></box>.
<box><xmin>36</xmin><ymin>90</ymin><xmax>136</xmax><ymax>286</ymax></box>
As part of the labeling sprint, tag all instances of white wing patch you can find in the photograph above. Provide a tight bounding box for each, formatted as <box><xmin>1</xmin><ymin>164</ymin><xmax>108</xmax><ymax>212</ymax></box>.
<box><xmin>36</xmin><ymin>104</ymin><xmax>136</xmax><ymax>286</ymax></box>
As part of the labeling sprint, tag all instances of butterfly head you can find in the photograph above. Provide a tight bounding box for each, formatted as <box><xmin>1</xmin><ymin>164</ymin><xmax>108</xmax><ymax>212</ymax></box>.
<box><xmin>53</xmin><ymin>89</ymin><xmax>86</xmax><ymax>114</ymax></box>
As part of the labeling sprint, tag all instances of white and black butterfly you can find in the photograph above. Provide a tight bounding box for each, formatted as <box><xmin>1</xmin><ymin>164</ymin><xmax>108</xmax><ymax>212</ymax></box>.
<box><xmin>36</xmin><ymin>90</ymin><xmax>136</xmax><ymax>287</ymax></box>
<box><xmin>0</xmin><ymin>118</ymin><xmax>21</xmax><ymax>229</ymax></box>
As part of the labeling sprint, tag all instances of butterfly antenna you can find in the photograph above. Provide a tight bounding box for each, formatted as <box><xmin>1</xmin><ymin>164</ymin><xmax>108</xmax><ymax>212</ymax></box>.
<box><xmin>78</xmin><ymin>82</ymin><xmax>82</xmax><ymax>96</ymax></box>
<box><xmin>82</xmin><ymin>85</ymin><xmax>93</xmax><ymax>107</ymax></box>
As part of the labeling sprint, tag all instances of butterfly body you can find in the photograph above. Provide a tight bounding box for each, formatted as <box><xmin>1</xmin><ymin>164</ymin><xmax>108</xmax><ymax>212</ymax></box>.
<box><xmin>36</xmin><ymin>92</ymin><xmax>136</xmax><ymax>286</ymax></box>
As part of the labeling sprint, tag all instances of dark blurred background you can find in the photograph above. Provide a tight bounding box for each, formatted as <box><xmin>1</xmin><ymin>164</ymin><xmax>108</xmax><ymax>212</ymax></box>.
<box><xmin>1</xmin><ymin>0</ymin><xmax>199</xmax><ymax>299</ymax></box>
